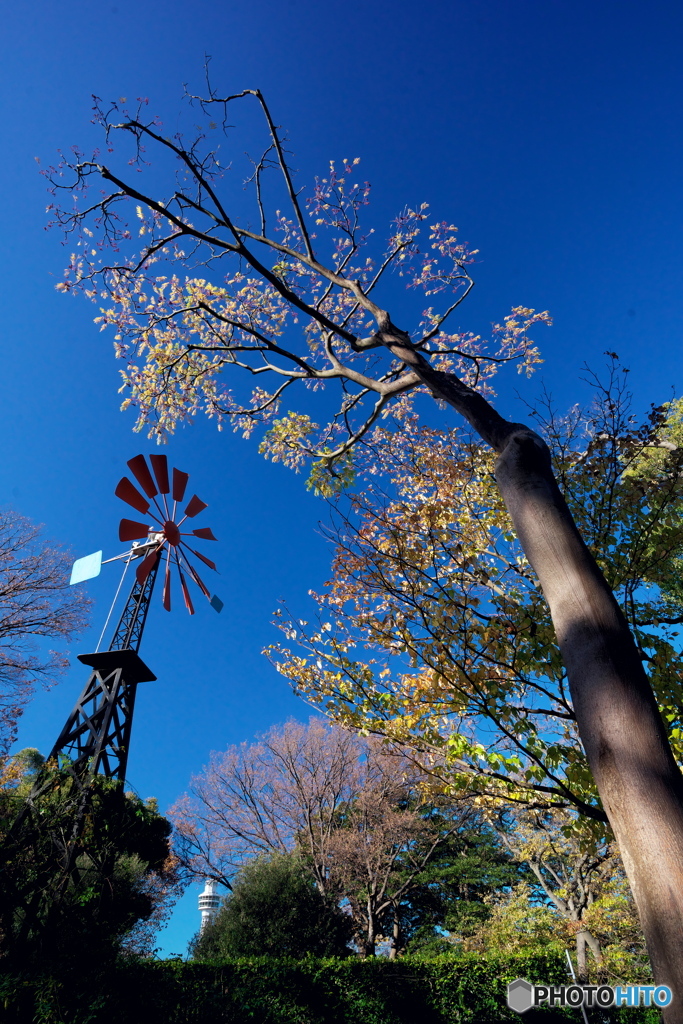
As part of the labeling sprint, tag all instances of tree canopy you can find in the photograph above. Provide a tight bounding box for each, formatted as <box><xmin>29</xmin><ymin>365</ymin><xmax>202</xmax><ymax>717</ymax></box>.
<box><xmin>466</xmin><ymin>810</ymin><xmax>651</xmax><ymax>987</ymax></box>
<box><xmin>192</xmin><ymin>852</ymin><xmax>352</xmax><ymax>959</ymax></box>
<box><xmin>271</xmin><ymin>369</ymin><xmax>683</xmax><ymax>826</ymax></box>
<box><xmin>48</xmin><ymin>88</ymin><xmax>548</xmax><ymax>479</ymax></box>
<box><xmin>0</xmin><ymin>508</ymin><xmax>91</xmax><ymax>766</ymax></box>
<box><xmin>0</xmin><ymin>756</ymin><xmax>182</xmax><ymax>965</ymax></box>
<box><xmin>171</xmin><ymin>718</ymin><xmax>515</xmax><ymax>957</ymax></box>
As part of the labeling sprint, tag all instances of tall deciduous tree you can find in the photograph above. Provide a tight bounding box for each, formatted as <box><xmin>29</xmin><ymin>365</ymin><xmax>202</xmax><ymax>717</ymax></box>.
<box><xmin>170</xmin><ymin>718</ymin><xmax>474</xmax><ymax>956</ymax></box>
<box><xmin>324</xmin><ymin>785</ymin><xmax>484</xmax><ymax>958</ymax></box>
<box><xmin>272</xmin><ymin>370</ymin><xmax>683</xmax><ymax>824</ymax></box>
<box><xmin>496</xmin><ymin>810</ymin><xmax>620</xmax><ymax>983</ymax></box>
<box><xmin>49</xmin><ymin>84</ymin><xmax>683</xmax><ymax>1013</ymax></box>
<box><xmin>170</xmin><ymin>718</ymin><xmax>367</xmax><ymax>893</ymax></box>
<box><xmin>468</xmin><ymin>817</ymin><xmax>651</xmax><ymax>987</ymax></box>
<box><xmin>0</xmin><ymin>509</ymin><xmax>91</xmax><ymax>766</ymax></box>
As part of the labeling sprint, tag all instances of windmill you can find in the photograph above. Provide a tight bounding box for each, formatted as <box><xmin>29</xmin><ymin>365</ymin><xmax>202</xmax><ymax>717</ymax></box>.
<box><xmin>1</xmin><ymin>454</ymin><xmax>223</xmax><ymax>953</ymax></box>
<box><xmin>47</xmin><ymin>453</ymin><xmax>223</xmax><ymax>784</ymax></box>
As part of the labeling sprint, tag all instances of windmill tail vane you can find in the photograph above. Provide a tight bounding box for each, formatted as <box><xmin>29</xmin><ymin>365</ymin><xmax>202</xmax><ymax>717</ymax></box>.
<box><xmin>70</xmin><ymin>453</ymin><xmax>223</xmax><ymax>615</ymax></box>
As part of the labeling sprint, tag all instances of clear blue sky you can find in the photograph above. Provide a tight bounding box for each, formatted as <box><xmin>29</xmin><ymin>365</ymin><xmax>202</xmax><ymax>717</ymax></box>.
<box><xmin>3</xmin><ymin>0</ymin><xmax>683</xmax><ymax>954</ymax></box>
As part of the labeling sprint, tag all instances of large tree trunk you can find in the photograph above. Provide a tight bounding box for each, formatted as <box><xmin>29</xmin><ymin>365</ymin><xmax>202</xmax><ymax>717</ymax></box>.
<box><xmin>377</xmin><ymin>325</ymin><xmax>683</xmax><ymax>1020</ymax></box>
<box><xmin>494</xmin><ymin>427</ymin><xmax>683</xmax><ymax>1017</ymax></box>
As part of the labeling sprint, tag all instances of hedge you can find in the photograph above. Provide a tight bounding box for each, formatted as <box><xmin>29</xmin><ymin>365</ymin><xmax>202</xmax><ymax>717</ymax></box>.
<box><xmin>1</xmin><ymin>952</ymin><xmax>661</xmax><ymax>1024</ymax></box>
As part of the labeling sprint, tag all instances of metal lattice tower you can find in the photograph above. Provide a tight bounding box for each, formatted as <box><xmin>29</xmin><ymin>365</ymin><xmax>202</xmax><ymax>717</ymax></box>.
<box><xmin>46</xmin><ymin>550</ymin><xmax>160</xmax><ymax>782</ymax></box>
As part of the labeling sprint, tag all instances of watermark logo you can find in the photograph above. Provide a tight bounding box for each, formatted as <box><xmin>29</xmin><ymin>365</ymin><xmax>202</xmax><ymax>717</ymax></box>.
<box><xmin>507</xmin><ymin>978</ymin><xmax>672</xmax><ymax>1013</ymax></box>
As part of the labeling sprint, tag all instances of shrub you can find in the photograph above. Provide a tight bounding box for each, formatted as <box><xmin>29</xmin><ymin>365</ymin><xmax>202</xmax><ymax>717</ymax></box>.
<box><xmin>0</xmin><ymin>951</ymin><xmax>661</xmax><ymax>1023</ymax></box>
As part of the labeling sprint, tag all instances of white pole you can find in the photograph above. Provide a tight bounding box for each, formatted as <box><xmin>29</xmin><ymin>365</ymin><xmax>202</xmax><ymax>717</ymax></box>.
<box><xmin>95</xmin><ymin>551</ymin><xmax>133</xmax><ymax>651</ymax></box>
<box><xmin>565</xmin><ymin>948</ymin><xmax>590</xmax><ymax>1024</ymax></box>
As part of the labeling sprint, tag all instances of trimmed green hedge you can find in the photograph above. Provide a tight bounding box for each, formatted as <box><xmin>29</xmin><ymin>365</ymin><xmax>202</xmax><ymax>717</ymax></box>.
<box><xmin>1</xmin><ymin>952</ymin><xmax>660</xmax><ymax>1023</ymax></box>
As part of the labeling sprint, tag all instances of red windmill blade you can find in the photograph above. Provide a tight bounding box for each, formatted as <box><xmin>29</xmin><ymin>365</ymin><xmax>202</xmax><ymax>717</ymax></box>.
<box><xmin>192</xmin><ymin>527</ymin><xmax>217</xmax><ymax>541</ymax></box>
<box><xmin>127</xmin><ymin>454</ymin><xmax>158</xmax><ymax>499</ymax></box>
<box><xmin>173</xmin><ymin>469</ymin><xmax>189</xmax><ymax>502</ymax></box>
<box><xmin>150</xmin><ymin>454</ymin><xmax>170</xmax><ymax>494</ymax></box>
<box><xmin>115</xmin><ymin>477</ymin><xmax>150</xmax><ymax>516</ymax></box>
<box><xmin>115</xmin><ymin>454</ymin><xmax>221</xmax><ymax>615</ymax></box>
<box><xmin>119</xmin><ymin>519</ymin><xmax>150</xmax><ymax>542</ymax></box>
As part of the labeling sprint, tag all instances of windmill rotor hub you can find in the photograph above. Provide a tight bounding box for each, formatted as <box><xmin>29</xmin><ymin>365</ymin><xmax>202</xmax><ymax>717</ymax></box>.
<box><xmin>163</xmin><ymin>521</ymin><xmax>181</xmax><ymax>546</ymax></box>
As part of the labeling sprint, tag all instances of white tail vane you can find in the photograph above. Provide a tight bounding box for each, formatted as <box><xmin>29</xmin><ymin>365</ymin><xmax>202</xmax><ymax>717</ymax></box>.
<box><xmin>69</xmin><ymin>550</ymin><xmax>102</xmax><ymax>585</ymax></box>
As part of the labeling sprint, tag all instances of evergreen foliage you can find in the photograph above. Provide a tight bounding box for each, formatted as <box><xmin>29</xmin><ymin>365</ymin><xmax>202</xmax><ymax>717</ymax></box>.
<box><xmin>398</xmin><ymin>817</ymin><xmax>525</xmax><ymax>955</ymax></box>
<box><xmin>191</xmin><ymin>853</ymin><xmax>353</xmax><ymax>958</ymax></box>
<box><xmin>4</xmin><ymin>951</ymin><xmax>659</xmax><ymax>1024</ymax></box>
<box><xmin>0</xmin><ymin>759</ymin><xmax>180</xmax><ymax>968</ymax></box>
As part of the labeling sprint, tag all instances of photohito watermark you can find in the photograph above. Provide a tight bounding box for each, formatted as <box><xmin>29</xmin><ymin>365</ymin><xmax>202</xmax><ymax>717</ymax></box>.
<box><xmin>507</xmin><ymin>978</ymin><xmax>672</xmax><ymax>1014</ymax></box>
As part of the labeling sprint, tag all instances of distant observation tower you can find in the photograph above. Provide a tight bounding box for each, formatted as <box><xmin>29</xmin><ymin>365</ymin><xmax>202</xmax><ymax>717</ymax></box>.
<box><xmin>198</xmin><ymin>879</ymin><xmax>221</xmax><ymax>933</ymax></box>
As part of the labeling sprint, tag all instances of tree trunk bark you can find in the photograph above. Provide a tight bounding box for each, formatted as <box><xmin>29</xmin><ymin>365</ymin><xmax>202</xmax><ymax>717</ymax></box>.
<box><xmin>576</xmin><ymin>930</ymin><xmax>588</xmax><ymax>985</ymax></box>
<box><xmin>376</xmin><ymin>328</ymin><xmax>683</xmax><ymax>1020</ymax></box>
<box><xmin>364</xmin><ymin>897</ymin><xmax>377</xmax><ymax>957</ymax></box>
<box><xmin>576</xmin><ymin>929</ymin><xmax>601</xmax><ymax>983</ymax></box>
<box><xmin>389</xmin><ymin>904</ymin><xmax>401</xmax><ymax>960</ymax></box>
<box><xmin>584</xmin><ymin>929</ymin><xmax>602</xmax><ymax>970</ymax></box>
<box><xmin>493</xmin><ymin>428</ymin><xmax>683</xmax><ymax>1019</ymax></box>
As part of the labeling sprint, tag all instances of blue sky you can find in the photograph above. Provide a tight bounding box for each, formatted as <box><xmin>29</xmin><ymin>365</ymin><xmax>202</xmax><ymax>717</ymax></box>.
<box><xmin>3</xmin><ymin>0</ymin><xmax>683</xmax><ymax>954</ymax></box>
